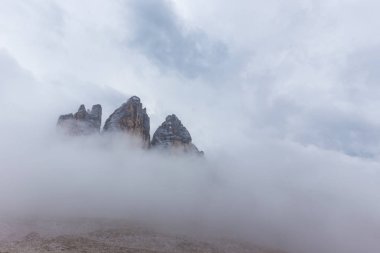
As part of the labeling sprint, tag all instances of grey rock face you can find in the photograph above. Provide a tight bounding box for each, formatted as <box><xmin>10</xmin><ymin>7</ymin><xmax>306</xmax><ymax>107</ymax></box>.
<box><xmin>152</xmin><ymin>114</ymin><xmax>203</xmax><ymax>155</ymax></box>
<box><xmin>57</xmin><ymin>104</ymin><xmax>102</xmax><ymax>135</ymax></box>
<box><xmin>103</xmin><ymin>96</ymin><xmax>150</xmax><ymax>147</ymax></box>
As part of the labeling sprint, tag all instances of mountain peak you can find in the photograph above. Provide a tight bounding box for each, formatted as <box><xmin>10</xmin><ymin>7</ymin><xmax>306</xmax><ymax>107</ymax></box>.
<box><xmin>152</xmin><ymin>114</ymin><xmax>202</xmax><ymax>155</ymax></box>
<box><xmin>57</xmin><ymin>96</ymin><xmax>203</xmax><ymax>155</ymax></box>
<box><xmin>57</xmin><ymin>104</ymin><xmax>102</xmax><ymax>135</ymax></box>
<box><xmin>103</xmin><ymin>96</ymin><xmax>150</xmax><ymax>148</ymax></box>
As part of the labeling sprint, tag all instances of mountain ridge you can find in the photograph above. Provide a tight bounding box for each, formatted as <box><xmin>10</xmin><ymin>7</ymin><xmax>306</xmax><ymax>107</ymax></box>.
<box><xmin>57</xmin><ymin>96</ymin><xmax>203</xmax><ymax>155</ymax></box>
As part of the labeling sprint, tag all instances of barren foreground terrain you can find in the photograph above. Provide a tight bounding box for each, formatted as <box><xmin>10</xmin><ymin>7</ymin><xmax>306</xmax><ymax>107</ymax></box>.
<box><xmin>0</xmin><ymin>219</ymin><xmax>284</xmax><ymax>253</ymax></box>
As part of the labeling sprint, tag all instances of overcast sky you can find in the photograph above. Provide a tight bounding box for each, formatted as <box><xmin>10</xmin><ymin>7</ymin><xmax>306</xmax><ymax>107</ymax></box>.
<box><xmin>1</xmin><ymin>1</ymin><xmax>380</xmax><ymax>253</ymax></box>
<box><xmin>1</xmin><ymin>0</ymin><xmax>380</xmax><ymax>156</ymax></box>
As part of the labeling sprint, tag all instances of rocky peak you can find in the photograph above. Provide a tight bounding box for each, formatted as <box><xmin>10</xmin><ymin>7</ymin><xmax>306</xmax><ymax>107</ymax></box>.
<box><xmin>57</xmin><ymin>104</ymin><xmax>102</xmax><ymax>135</ymax></box>
<box><xmin>152</xmin><ymin>114</ymin><xmax>203</xmax><ymax>155</ymax></box>
<box><xmin>56</xmin><ymin>96</ymin><xmax>204</xmax><ymax>155</ymax></box>
<box><xmin>103</xmin><ymin>96</ymin><xmax>150</xmax><ymax>147</ymax></box>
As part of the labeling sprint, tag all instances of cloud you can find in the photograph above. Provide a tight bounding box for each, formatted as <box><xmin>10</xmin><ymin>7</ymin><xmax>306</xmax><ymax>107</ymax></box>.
<box><xmin>126</xmin><ymin>0</ymin><xmax>228</xmax><ymax>79</ymax></box>
<box><xmin>1</xmin><ymin>127</ymin><xmax>380</xmax><ymax>253</ymax></box>
<box><xmin>0</xmin><ymin>1</ymin><xmax>380</xmax><ymax>253</ymax></box>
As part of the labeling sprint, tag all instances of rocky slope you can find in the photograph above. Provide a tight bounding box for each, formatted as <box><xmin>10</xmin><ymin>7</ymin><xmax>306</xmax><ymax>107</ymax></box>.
<box><xmin>57</xmin><ymin>104</ymin><xmax>102</xmax><ymax>135</ymax></box>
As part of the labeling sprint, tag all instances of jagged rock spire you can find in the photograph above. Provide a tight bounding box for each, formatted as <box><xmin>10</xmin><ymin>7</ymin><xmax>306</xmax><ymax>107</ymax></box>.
<box><xmin>103</xmin><ymin>96</ymin><xmax>150</xmax><ymax>148</ymax></box>
<box><xmin>57</xmin><ymin>104</ymin><xmax>102</xmax><ymax>135</ymax></box>
<box><xmin>56</xmin><ymin>97</ymin><xmax>204</xmax><ymax>155</ymax></box>
<box><xmin>152</xmin><ymin>114</ymin><xmax>203</xmax><ymax>155</ymax></box>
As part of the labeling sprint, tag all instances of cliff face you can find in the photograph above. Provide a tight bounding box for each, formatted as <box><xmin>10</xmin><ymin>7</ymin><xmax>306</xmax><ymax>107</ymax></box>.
<box><xmin>57</xmin><ymin>104</ymin><xmax>102</xmax><ymax>135</ymax></box>
<box><xmin>103</xmin><ymin>96</ymin><xmax>150</xmax><ymax>148</ymax></box>
<box><xmin>152</xmin><ymin>114</ymin><xmax>203</xmax><ymax>155</ymax></box>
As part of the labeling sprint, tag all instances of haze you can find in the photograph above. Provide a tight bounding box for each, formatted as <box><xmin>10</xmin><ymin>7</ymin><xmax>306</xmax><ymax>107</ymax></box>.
<box><xmin>1</xmin><ymin>1</ymin><xmax>380</xmax><ymax>253</ymax></box>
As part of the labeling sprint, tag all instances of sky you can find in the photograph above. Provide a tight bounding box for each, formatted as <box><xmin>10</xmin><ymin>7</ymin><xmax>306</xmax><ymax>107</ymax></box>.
<box><xmin>1</xmin><ymin>0</ymin><xmax>380</xmax><ymax>156</ymax></box>
<box><xmin>1</xmin><ymin>1</ymin><xmax>380</xmax><ymax>253</ymax></box>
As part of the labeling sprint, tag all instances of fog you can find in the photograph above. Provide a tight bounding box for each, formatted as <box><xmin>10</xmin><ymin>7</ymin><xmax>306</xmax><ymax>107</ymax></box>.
<box><xmin>1</xmin><ymin>100</ymin><xmax>380</xmax><ymax>253</ymax></box>
<box><xmin>1</xmin><ymin>0</ymin><xmax>380</xmax><ymax>253</ymax></box>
